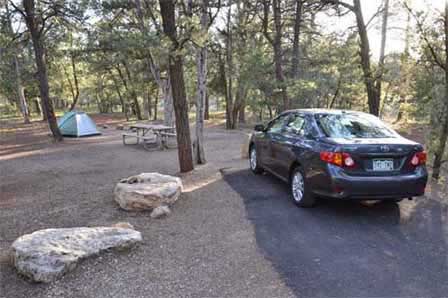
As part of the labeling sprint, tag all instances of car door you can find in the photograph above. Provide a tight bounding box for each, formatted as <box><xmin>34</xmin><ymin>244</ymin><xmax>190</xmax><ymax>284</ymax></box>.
<box><xmin>270</xmin><ymin>113</ymin><xmax>307</xmax><ymax>179</ymax></box>
<box><xmin>263</xmin><ymin>114</ymin><xmax>290</xmax><ymax>172</ymax></box>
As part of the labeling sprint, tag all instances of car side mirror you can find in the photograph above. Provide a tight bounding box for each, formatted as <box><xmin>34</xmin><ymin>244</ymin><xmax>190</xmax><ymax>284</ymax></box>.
<box><xmin>254</xmin><ymin>124</ymin><xmax>265</xmax><ymax>132</ymax></box>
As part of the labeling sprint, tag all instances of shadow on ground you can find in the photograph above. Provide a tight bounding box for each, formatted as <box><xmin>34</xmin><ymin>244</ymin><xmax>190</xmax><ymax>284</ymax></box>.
<box><xmin>223</xmin><ymin>168</ymin><xmax>448</xmax><ymax>298</ymax></box>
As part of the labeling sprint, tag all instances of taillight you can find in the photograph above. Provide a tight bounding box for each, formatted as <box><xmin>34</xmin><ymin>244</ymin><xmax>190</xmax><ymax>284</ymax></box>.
<box><xmin>410</xmin><ymin>151</ymin><xmax>427</xmax><ymax>166</ymax></box>
<box><xmin>320</xmin><ymin>152</ymin><xmax>355</xmax><ymax>168</ymax></box>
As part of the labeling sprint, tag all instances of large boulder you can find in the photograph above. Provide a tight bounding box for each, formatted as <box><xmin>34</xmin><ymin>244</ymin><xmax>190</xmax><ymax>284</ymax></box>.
<box><xmin>11</xmin><ymin>225</ymin><xmax>142</xmax><ymax>283</ymax></box>
<box><xmin>114</xmin><ymin>173</ymin><xmax>183</xmax><ymax>211</ymax></box>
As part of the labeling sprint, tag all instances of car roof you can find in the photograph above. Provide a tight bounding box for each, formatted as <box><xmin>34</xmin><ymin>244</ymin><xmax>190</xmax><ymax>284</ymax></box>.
<box><xmin>281</xmin><ymin>109</ymin><xmax>371</xmax><ymax>116</ymax></box>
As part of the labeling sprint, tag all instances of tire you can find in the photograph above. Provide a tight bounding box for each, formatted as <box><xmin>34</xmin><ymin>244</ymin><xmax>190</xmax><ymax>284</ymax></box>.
<box><xmin>290</xmin><ymin>167</ymin><xmax>315</xmax><ymax>207</ymax></box>
<box><xmin>249</xmin><ymin>146</ymin><xmax>264</xmax><ymax>174</ymax></box>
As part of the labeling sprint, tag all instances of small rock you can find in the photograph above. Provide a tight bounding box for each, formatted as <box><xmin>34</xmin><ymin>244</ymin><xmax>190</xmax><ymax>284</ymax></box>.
<box><xmin>102</xmin><ymin>124</ymin><xmax>109</xmax><ymax>129</ymax></box>
<box><xmin>116</xmin><ymin>124</ymin><xmax>124</xmax><ymax>130</ymax></box>
<box><xmin>0</xmin><ymin>251</ymin><xmax>11</xmax><ymax>265</ymax></box>
<box><xmin>11</xmin><ymin>226</ymin><xmax>142</xmax><ymax>283</ymax></box>
<box><xmin>150</xmin><ymin>206</ymin><xmax>171</xmax><ymax>219</ymax></box>
<box><xmin>114</xmin><ymin>173</ymin><xmax>183</xmax><ymax>211</ymax></box>
<box><xmin>112</xmin><ymin>222</ymin><xmax>135</xmax><ymax>229</ymax></box>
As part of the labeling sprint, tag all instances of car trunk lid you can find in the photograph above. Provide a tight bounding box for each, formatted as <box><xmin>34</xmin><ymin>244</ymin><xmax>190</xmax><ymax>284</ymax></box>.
<box><xmin>323</xmin><ymin>137</ymin><xmax>423</xmax><ymax>176</ymax></box>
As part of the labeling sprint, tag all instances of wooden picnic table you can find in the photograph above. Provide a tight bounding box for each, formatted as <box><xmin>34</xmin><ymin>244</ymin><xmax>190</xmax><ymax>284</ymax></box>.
<box><xmin>130</xmin><ymin>124</ymin><xmax>174</xmax><ymax>136</ymax></box>
<box><xmin>123</xmin><ymin>123</ymin><xmax>176</xmax><ymax>150</ymax></box>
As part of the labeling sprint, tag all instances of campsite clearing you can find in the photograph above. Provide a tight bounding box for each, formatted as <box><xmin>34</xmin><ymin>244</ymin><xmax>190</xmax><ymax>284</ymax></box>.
<box><xmin>1</xmin><ymin>114</ymin><xmax>448</xmax><ymax>298</ymax></box>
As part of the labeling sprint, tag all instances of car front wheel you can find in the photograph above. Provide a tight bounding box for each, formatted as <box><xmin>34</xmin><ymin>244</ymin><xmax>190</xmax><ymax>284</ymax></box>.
<box><xmin>291</xmin><ymin>167</ymin><xmax>315</xmax><ymax>207</ymax></box>
<box><xmin>249</xmin><ymin>146</ymin><xmax>264</xmax><ymax>174</ymax></box>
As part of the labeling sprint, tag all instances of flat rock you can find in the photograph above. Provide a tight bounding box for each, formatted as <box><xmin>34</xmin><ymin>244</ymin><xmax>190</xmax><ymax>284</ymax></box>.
<box><xmin>114</xmin><ymin>173</ymin><xmax>183</xmax><ymax>211</ymax></box>
<box><xmin>11</xmin><ymin>225</ymin><xmax>142</xmax><ymax>283</ymax></box>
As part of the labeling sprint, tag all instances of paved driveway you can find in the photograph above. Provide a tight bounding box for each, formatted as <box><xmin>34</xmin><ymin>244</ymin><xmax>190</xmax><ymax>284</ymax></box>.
<box><xmin>223</xmin><ymin>168</ymin><xmax>448</xmax><ymax>297</ymax></box>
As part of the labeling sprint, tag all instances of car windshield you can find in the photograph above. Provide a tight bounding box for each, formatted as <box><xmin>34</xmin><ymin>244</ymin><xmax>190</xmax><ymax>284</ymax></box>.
<box><xmin>315</xmin><ymin>113</ymin><xmax>397</xmax><ymax>139</ymax></box>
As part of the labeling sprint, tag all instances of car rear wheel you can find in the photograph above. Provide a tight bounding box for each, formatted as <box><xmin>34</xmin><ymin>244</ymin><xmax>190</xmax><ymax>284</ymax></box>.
<box><xmin>249</xmin><ymin>146</ymin><xmax>264</xmax><ymax>174</ymax></box>
<box><xmin>291</xmin><ymin>167</ymin><xmax>315</xmax><ymax>207</ymax></box>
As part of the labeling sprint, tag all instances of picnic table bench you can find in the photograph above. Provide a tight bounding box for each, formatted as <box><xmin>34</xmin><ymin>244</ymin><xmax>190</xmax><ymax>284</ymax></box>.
<box><xmin>122</xmin><ymin>124</ymin><xmax>177</xmax><ymax>150</ymax></box>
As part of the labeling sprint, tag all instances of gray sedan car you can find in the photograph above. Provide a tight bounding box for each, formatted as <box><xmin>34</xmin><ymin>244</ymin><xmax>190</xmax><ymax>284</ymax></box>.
<box><xmin>248</xmin><ymin>109</ymin><xmax>428</xmax><ymax>207</ymax></box>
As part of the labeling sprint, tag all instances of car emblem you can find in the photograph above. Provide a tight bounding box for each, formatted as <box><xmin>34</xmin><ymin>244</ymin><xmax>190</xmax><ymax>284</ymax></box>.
<box><xmin>380</xmin><ymin>145</ymin><xmax>390</xmax><ymax>152</ymax></box>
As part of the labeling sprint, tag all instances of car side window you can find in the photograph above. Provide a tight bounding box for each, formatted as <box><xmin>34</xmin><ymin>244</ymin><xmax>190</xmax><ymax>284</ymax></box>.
<box><xmin>267</xmin><ymin>115</ymin><xmax>288</xmax><ymax>133</ymax></box>
<box><xmin>285</xmin><ymin>114</ymin><xmax>306</xmax><ymax>136</ymax></box>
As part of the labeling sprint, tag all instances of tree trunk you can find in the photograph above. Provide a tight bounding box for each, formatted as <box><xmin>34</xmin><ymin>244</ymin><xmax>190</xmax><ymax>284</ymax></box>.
<box><xmin>241</xmin><ymin>88</ymin><xmax>248</xmax><ymax>123</ymax></box>
<box><xmin>432</xmin><ymin>103</ymin><xmax>448</xmax><ymax>180</ymax></box>
<box><xmin>23</xmin><ymin>0</ymin><xmax>62</xmax><ymax>141</ymax></box>
<box><xmin>374</xmin><ymin>0</ymin><xmax>389</xmax><ymax>115</ymax></box>
<box><xmin>231</xmin><ymin>82</ymin><xmax>246</xmax><ymax>129</ymax></box>
<box><xmin>396</xmin><ymin>7</ymin><xmax>411</xmax><ymax>123</ymax></box>
<box><xmin>239</xmin><ymin>101</ymin><xmax>246</xmax><ymax>123</ymax></box>
<box><xmin>116</xmin><ymin>84</ymin><xmax>128</xmax><ymax>120</ymax></box>
<box><xmin>193</xmin><ymin>0</ymin><xmax>208</xmax><ymax>165</ymax></box>
<box><xmin>146</xmin><ymin>87</ymin><xmax>152</xmax><ymax>120</ymax></box>
<box><xmin>122</xmin><ymin>61</ymin><xmax>142</xmax><ymax>120</ymax></box>
<box><xmin>134</xmin><ymin>0</ymin><xmax>174</xmax><ymax>125</ymax></box>
<box><xmin>291</xmin><ymin>0</ymin><xmax>303</xmax><ymax>80</ymax></box>
<box><xmin>159</xmin><ymin>0</ymin><xmax>194</xmax><ymax>173</ymax></box>
<box><xmin>328</xmin><ymin>74</ymin><xmax>342</xmax><ymax>108</ymax></box>
<box><xmin>219</xmin><ymin>53</ymin><xmax>233</xmax><ymax>129</ymax></box>
<box><xmin>108</xmin><ymin>69</ymin><xmax>128</xmax><ymax>119</ymax></box>
<box><xmin>353</xmin><ymin>0</ymin><xmax>380</xmax><ymax>116</ymax></box>
<box><xmin>34</xmin><ymin>98</ymin><xmax>41</xmax><ymax>116</ymax></box>
<box><xmin>272</xmin><ymin>0</ymin><xmax>289</xmax><ymax>111</ymax></box>
<box><xmin>13</xmin><ymin>55</ymin><xmax>30</xmax><ymax>124</ymax></box>
<box><xmin>163</xmin><ymin>76</ymin><xmax>175</xmax><ymax>126</ymax></box>
<box><xmin>154</xmin><ymin>87</ymin><xmax>159</xmax><ymax>121</ymax></box>
<box><xmin>204</xmin><ymin>92</ymin><xmax>210</xmax><ymax>120</ymax></box>
<box><xmin>432</xmin><ymin>0</ymin><xmax>448</xmax><ymax>180</ymax></box>
<box><xmin>68</xmin><ymin>54</ymin><xmax>80</xmax><ymax>111</ymax></box>
<box><xmin>6</xmin><ymin>2</ymin><xmax>30</xmax><ymax>124</ymax></box>
<box><xmin>224</xmin><ymin>4</ymin><xmax>234</xmax><ymax>129</ymax></box>
<box><xmin>115</xmin><ymin>64</ymin><xmax>131</xmax><ymax>119</ymax></box>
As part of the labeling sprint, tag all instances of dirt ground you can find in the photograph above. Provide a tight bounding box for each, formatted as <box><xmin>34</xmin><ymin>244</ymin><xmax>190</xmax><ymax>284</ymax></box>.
<box><xmin>0</xmin><ymin>114</ymin><xmax>294</xmax><ymax>298</ymax></box>
<box><xmin>1</xmin><ymin>114</ymin><xmax>447</xmax><ymax>298</ymax></box>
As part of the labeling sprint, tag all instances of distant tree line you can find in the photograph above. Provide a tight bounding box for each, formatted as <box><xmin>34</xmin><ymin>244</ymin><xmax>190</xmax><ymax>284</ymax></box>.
<box><xmin>0</xmin><ymin>0</ymin><xmax>447</xmax><ymax>177</ymax></box>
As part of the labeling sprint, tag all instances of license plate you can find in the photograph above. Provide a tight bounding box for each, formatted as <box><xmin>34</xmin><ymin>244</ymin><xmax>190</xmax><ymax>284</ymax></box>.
<box><xmin>372</xmin><ymin>159</ymin><xmax>394</xmax><ymax>171</ymax></box>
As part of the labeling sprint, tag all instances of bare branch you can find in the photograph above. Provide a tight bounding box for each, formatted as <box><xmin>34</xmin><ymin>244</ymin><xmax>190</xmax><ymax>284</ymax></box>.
<box><xmin>38</xmin><ymin>8</ymin><xmax>59</xmax><ymax>37</ymax></box>
<box><xmin>404</xmin><ymin>1</ymin><xmax>446</xmax><ymax>71</ymax></box>
<box><xmin>143</xmin><ymin>0</ymin><xmax>162</xmax><ymax>33</ymax></box>
<box><xmin>261</xmin><ymin>0</ymin><xmax>273</xmax><ymax>45</ymax></box>
<box><xmin>321</xmin><ymin>0</ymin><xmax>355</xmax><ymax>12</ymax></box>
<box><xmin>208</xmin><ymin>0</ymin><xmax>220</xmax><ymax>28</ymax></box>
<box><xmin>365</xmin><ymin>5</ymin><xmax>385</xmax><ymax>29</ymax></box>
<box><xmin>7</xmin><ymin>0</ymin><xmax>26</xmax><ymax>18</ymax></box>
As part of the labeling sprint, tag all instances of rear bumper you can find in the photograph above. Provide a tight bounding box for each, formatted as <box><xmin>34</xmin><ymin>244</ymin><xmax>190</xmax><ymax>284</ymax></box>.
<box><xmin>314</xmin><ymin>165</ymin><xmax>428</xmax><ymax>200</ymax></box>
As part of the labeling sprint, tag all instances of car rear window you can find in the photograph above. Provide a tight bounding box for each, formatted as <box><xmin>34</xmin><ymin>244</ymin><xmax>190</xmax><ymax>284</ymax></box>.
<box><xmin>315</xmin><ymin>113</ymin><xmax>397</xmax><ymax>139</ymax></box>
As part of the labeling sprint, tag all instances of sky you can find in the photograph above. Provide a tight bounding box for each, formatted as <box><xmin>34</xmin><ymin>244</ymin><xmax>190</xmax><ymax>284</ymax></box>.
<box><xmin>316</xmin><ymin>0</ymin><xmax>445</xmax><ymax>59</ymax></box>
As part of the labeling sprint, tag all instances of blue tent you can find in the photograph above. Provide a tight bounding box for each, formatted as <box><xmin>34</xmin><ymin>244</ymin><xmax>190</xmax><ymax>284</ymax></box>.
<box><xmin>58</xmin><ymin>111</ymin><xmax>101</xmax><ymax>137</ymax></box>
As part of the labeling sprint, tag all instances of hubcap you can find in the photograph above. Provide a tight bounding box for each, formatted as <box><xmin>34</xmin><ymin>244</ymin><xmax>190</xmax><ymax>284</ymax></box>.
<box><xmin>292</xmin><ymin>172</ymin><xmax>305</xmax><ymax>202</ymax></box>
<box><xmin>250</xmin><ymin>149</ymin><xmax>257</xmax><ymax>170</ymax></box>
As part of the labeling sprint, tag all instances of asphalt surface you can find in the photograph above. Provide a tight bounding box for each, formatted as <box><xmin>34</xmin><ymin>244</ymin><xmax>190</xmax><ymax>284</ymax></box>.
<box><xmin>223</xmin><ymin>168</ymin><xmax>448</xmax><ymax>298</ymax></box>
